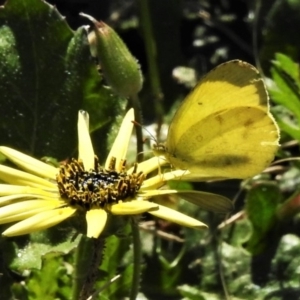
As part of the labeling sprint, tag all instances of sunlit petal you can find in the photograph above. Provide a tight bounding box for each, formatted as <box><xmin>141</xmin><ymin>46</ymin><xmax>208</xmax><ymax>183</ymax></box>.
<box><xmin>128</xmin><ymin>156</ymin><xmax>167</xmax><ymax>175</ymax></box>
<box><xmin>141</xmin><ymin>170</ymin><xmax>189</xmax><ymax>190</ymax></box>
<box><xmin>0</xmin><ymin>146</ymin><xmax>58</xmax><ymax>180</ymax></box>
<box><xmin>140</xmin><ymin>189</ymin><xmax>180</xmax><ymax>197</ymax></box>
<box><xmin>105</xmin><ymin>109</ymin><xmax>134</xmax><ymax>171</ymax></box>
<box><xmin>149</xmin><ymin>204</ymin><xmax>208</xmax><ymax>229</ymax></box>
<box><xmin>2</xmin><ymin>207</ymin><xmax>76</xmax><ymax>237</ymax></box>
<box><xmin>0</xmin><ymin>194</ymin><xmax>41</xmax><ymax>206</ymax></box>
<box><xmin>86</xmin><ymin>209</ymin><xmax>107</xmax><ymax>238</ymax></box>
<box><xmin>78</xmin><ymin>110</ymin><xmax>95</xmax><ymax>170</ymax></box>
<box><xmin>0</xmin><ymin>199</ymin><xmax>63</xmax><ymax>224</ymax></box>
<box><xmin>111</xmin><ymin>200</ymin><xmax>158</xmax><ymax>215</ymax></box>
<box><xmin>0</xmin><ymin>165</ymin><xmax>56</xmax><ymax>188</ymax></box>
<box><xmin>0</xmin><ymin>184</ymin><xmax>56</xmax><ymax>197</ymax></box>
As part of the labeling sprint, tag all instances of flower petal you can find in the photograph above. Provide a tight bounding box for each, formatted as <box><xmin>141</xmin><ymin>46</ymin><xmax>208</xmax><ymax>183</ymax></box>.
<box><xmin>141</xmin><ymin>170</ymin><xmax>189</xmax><ymax>190</ymax></box>
<box><xmin>86</xmin><ymin>209</ymin><xmax>107</xmax><ymax>238</ymax></box>
<box><xmin>2</xmin><ymin>207</ymin><xmax>76</xmax><ymax>237</ymax></box>
<box><xmin>111</xmin><ymin>200</ymin><xmax>158</xmax><ymax>215</ymax></box>
<box><xmin>148</xmin><ymin>204</ymin><xmax>208</xmax><ymax>229</ymax></box>
<box><xmin>105</xmin><ymin>109</ymin><xmax>134</xmax><ymax>171</ymax></box>
<box><xmin>78</xmin><ymin>110</ymin><xmax>95</xmax><ymax>170</ymax></box>
<box><xmin>0</xmin><ymin>146</ymin><xmax>58</xmax><ymax>180</ymax></box>
<box><xmin>127</xmin><ymin>156</ymin><xmax>167</xmax><ymax>175</ymax></box>
<box><xmin>0</xmin><ymin>194</ymin><xmax>41</xmax><ymax>206</ymax></box>
<box><xmin>0</xmin><ymin>184</ymin><xmax>56</xmax><ymax>197</ymax></box>
<box><xmin>0</xmin><ymin>199</ymin><xmax>63</xmax><ymax>224</ymax></box>
<box><xmin>0</xmin><ymin>165</ymin><xmax>56</xmax><ymax>188</ymax></box>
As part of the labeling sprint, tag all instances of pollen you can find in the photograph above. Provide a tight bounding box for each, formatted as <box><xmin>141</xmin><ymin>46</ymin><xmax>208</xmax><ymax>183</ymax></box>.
<box><xmin>56</xmin><ymin>156</ymin><xmax>145</xmax><ymax>210</ymax></box>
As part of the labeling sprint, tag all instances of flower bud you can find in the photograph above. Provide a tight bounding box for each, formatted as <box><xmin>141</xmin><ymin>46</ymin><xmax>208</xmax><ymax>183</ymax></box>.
<box><xmin>81</xmin><ymin>13</ymin><xmax>143</xmax><ymax>97</ymax></box>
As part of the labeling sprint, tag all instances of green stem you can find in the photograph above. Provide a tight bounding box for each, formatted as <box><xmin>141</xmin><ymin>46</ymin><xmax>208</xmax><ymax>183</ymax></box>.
<box><xmin>130</xmin><ymin>94</ymin><xmax>144</xmax><ymax>162</ymax></box>
<box><xmin>136</xmin><ymin>0</ymin><xmax>164</xmax><ymax>123</ymax></box>
<box><xmin>71</xmin><ymin>235</ymin><xmax>92</xmax><ymax>300</ymax></box>
<box><xmin>212</xmin><ymin>231</ymin><xmax>230</xmax><ymax>300</ymax></box>
<box><xmin>79</xmin><ymin>237</ymin><xmax>106</xmax><ymax>300</ymax></box>
<box><xmin>71</xmin><ymin>235</ymin><xmax>106</xmax><ymax>300</ymax></box>
<box><xmin>130</xmin><ymin>218</ymin><xmax>142</xmax><ymax>300</ymax></box>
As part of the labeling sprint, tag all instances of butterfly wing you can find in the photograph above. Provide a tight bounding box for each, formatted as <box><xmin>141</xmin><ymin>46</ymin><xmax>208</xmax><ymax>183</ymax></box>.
<box><xmin>166</xmin><ymin>60</ymin><xmax>279</xmax><ymax>180</ymax></box>
<box><xmin>176</xmin><ymin>190</ymin><xmax>233</xmax><ymax>212</ymax></box>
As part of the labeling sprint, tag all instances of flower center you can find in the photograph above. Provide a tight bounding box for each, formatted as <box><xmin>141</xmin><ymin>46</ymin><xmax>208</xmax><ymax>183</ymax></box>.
<box><xmin>57</xmin><ymin>156</ymin><xmax>145</xmax><ymax>210</ymax></box>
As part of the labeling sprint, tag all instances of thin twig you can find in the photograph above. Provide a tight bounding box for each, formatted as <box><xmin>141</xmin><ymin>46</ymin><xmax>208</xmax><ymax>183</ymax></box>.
<box><xmin>86</xmin><ymin>274</ymin><xmax>121</xmax><ymax>300</ymax></box>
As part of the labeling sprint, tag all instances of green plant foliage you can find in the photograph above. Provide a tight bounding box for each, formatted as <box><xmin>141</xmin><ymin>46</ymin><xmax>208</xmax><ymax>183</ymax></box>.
<box><xmin>177</xmin><ymin>284</ymin><xmax>206</xmax><ymax>300</ymax></box>
<box><xmin>245</xmin><ymin>183</ymin><xmax>281</xmax><ymax>255</ymax></box>
<box><xmin>10</xmin><ymin>231</ymin><xmax>81</xmax><ymax>271</ymax></box>
<box><xmin>0</xmin><ymin>0</ymin><xmax>123</xmax><ymax>159</ymax></box>
<box><xmin>95</xmin><ymin>223</ymin><xmax>133</xmax><ymax>298</ymax></box>
<box><xmin>269</xmin><ymin>53</ymin><xmax>300</xmax><ymax>140</ymax></box>
<box><xmin>0</xmin><ymin>224</ymin><xmax>81</xmax><ymax>299</ymax></box>
<box><xmin>26</xmin><ymin>253</ymin><xmax>72</xmax><ymax>300</ymax></box>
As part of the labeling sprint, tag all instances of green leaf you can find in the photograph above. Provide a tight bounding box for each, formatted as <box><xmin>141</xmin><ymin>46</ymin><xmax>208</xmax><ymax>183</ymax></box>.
<box><xmin>269</xmin><ymin>53</ymin><xmax>300</xmax><ymax>130</ymax></box>
<box><xmin>270</xmin><ymin>72</ymin><xmax>300</xmax><ymax>120</ymax></box>
<box><xmin>0</xmin><ymin>0</ymin><xmax>124</xmax><ymax>160</ymax></box>
<box><xmin>245</xmin><ymin>183</ymin><xmax>281</xmax><ymax>255</ymax></box>
<box><xmin>273</xmin><ymin>53</ymin><xmax>300</xmax><ymax>85</ymax></box>
<box><xmin>177</xmin><ymin>284</ymin><xmax>206</xmax><ymax>300</ymax></box>
<box><xmin>0</xmin><ymin>0</ymin><xmax>77</xmax><ymax>158</ymax></box>
<box><xmin>142</xmin><ymin>245</ymin><xmax>187</xmax><ymax>297</ymax></box>
<box><xmin>10</xmin><ymin>227</ymin><xmax>81</xmax><ymax>270</ymax></box>
<box><xmin>26</xmin><ymin>252</ymin><xmax>72</xmax><ymax>300</ymax></box>
<box><xmin>96</xmin><ymin>221</ymin><xmax>133</xmax><ymax>299</ymax></box>
<box><xmin>274</xmin><ymin>115</ymin><xmax>300</xmax><ymax>141</ymax></box>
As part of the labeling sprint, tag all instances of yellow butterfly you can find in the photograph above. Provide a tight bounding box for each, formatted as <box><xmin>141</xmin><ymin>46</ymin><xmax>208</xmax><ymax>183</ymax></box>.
<box><xmin>154</xmin><ymin>60</ymin><xmax>280</xmax><ymax>181</ymax></box>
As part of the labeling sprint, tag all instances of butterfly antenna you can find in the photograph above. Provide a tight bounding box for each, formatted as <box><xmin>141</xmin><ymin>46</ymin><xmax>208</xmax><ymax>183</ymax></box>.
<box><xmin>132</xmin><ymin>121</ymin><xmax>168</xmax><ymax>176</ymax></box>
<box><xmin>131</xmin><ymin>120</ymin><xmax>159</xmax><ymax>146</ymax></box>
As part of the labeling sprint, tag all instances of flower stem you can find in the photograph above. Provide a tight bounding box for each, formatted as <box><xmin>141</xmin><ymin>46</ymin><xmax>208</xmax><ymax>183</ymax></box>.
<box><xmin>71</xmin><ymin>234</ymin><xmax>106</xmax><ymax>300</ymax></box>
<box><xmin>72</xmin><ymin>235</ymin><xmax>91</xmax><ymax>300</ymax></box>
<box><xmin>80</xmin><ymin>237</ymin><xmax>105</xmax><ymax>299</ymax></box>
<box><xmin>136</xmin><ymin>0</ymin><xmax>164</xmax><ymax>124</ymax></box>
<box><xmin>130</xmin><ymin>217</ymin><xmax>142</xmax><ymax>300</ymax></box>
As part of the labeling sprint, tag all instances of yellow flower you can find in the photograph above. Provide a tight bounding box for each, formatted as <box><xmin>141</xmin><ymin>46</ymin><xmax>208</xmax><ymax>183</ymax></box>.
<box><xmin>0</xmin><ymin>109</ymin><xmax>232</xmax><ymax>238</ymax></box>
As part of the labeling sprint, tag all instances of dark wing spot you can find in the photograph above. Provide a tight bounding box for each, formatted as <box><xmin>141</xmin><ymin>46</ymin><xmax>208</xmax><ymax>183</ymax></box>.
<box><xmin>216</xmin><ymin>114</ymin><xmax>224</xmax><ymax>124</ymax></box>
<box><xmin>244</xmin><ymin>118</ymin><xmax>255</xmax><ymax>127</ymax></box>
<box><xmin>194</xmin><ymin>154</ymin><xmax>250</xmax><ymax>168</ymax></box>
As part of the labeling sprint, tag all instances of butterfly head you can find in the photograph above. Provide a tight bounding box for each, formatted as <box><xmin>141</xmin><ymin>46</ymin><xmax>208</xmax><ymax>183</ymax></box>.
<box><xmin>152</xmin><ymin>143</ymin><xmax>168</xmax><ymax>157</ymax></box>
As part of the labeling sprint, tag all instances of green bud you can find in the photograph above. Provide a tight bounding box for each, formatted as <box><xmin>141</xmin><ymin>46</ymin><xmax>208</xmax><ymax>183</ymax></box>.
<box><xmin>81</xmin><ymin>13</ymin><xmax>143</xmax><ymax>97</ymax></box>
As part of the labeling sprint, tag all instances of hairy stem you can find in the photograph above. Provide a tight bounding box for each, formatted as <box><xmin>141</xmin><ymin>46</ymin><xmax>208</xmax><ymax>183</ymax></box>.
<box><xmin>130</xmin><ymin>218</ymin><xmax>142</xmax><ymax>300</ymax></box>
